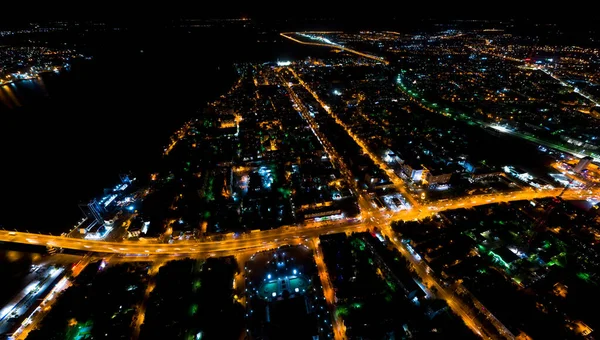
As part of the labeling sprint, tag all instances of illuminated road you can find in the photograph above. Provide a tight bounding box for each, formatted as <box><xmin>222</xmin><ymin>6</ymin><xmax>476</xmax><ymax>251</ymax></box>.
<box><xmin>311</xmin><ymin>238</ymin><xmax>347</xmax><ymax>340</ymax></box>
<box><xmin>280</xmin><ymin>32</ymin><xmax>389</xmax><ymax>65</ymax></box>
<box><xmin>132</xmin><ymin>261</ymin><xmax>164</xmax><ymax>340</ymax></box>
<box><xmin>0</xmin><ymin>220</ymin><xmax>366</xmax><ymax>256</ymax></box>
<box><xmin>284</xmin><ymin>67</ymin><xmax>420</xmax><ymax>208</ymax></box>
<box><xmin>278</xmin><ymin>69</ymin><xmax>362</xmax><ymax>195</ymax></box>
<box><xmin>12</xmin><ymin>255</ymin><xmax>91</xmax><ymax>339</ymax></box>
<box><xmin>1</xmin><ymin>188</ymin><xmax>596</xmax><ymax>256</ymax></box>
<box><xmin>381</xmin><ymin>228</ymin><xmax>511</xmax><ymax>339</ymax></box>
<box><xmin>0</xmin><ymin>267</ymin><xmax>64</xmax><ymax>334</ymax></box>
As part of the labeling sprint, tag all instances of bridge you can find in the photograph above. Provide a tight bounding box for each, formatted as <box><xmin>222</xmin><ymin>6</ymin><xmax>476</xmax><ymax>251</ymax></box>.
<box><xmin>280</xmin><ymin>32</ymin><xmax>389</xmax><ymax>65</ymax></box>
<box><xmin>1</xmin><ymin>188</ymin><xmax>597</xmax><ymax>256</ymax></box>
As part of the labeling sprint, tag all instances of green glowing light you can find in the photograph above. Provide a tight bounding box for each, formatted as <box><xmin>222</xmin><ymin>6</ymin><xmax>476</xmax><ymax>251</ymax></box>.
<box><xmin>577</xmin><ymin>272</ymin><xmax>590</xmax><ymax>282</ymax></box>
<box><xmin>277</xmin><ymin>187</ymin><xmax>292</xmax><ymax>199</ymax></box>
<box><xmin>206</xmin><ymin>177</ymin><xmax>215</xmax><ymax>201</ymax></box>
<box><xmin>190</xmin><ymin>303</ymin><xmax>198</xmax><ymax>316</ymax></box>
<box><xmin>336</xmin><ymin>306</ymin><xmax>349</xmax><ymax>317</ymax></box>
<box><xmin>351</xmin><ymin>238</ymin><xmax>366</xmax><ymax>251</ymax></box>
<box><xmin>543</xmin><ymin>240</ymin><xmax>551</xmax><ymax>249</ymax></box>
<box><xmin>67</xmin><ymin>320</ymin><xmax>93</xmax><ymax>340</ymax></box>
<box><xmin>489</xmin><ymin>250</ymin><xmax>510</xmax><ymax>269</ymax></box>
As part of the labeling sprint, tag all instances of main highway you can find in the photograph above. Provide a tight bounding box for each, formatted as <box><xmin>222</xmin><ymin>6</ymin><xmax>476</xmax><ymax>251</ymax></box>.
<box><xmin>1</xmin><ymin>187</ymin><xmax>596</xmax><ymax>256</ymax></box>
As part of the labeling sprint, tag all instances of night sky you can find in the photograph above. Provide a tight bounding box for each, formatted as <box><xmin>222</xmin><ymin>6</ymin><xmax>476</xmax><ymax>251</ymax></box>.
<box><xmin>1</xmin><ymin>3</ymin><xmax>596</xmax><ymax>29</ymax></box>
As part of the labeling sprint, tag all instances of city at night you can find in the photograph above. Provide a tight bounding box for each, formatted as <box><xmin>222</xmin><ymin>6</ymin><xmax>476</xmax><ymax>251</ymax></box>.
<box><xmin>1</xmin><ymin>8</ymin><xmax>599</xmax><ymax>340</ymax></box>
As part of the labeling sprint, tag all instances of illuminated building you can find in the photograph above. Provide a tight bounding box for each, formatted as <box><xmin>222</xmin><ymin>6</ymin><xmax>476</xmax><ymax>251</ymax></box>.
<box><xmin>402</xmin><ymin>163</ymin><xmax>424</xmax><ymax>183</ymax></box>
<box><xmin>78</xmin><ymin>199</ymin><xmax>105</xmax><ymax>229</ymax></box>
<box><xmin>503</xmin><ymin>165</ymin><xmax>533</xmax><ymax>183</ymax></box>
<box><xmin>574</xmin><ymin>156</ymin><xmax>593</xmax><ymax>173</ymax></box>
<box><xmin>424</xmin><ymin>169</ymin><xmax>453</xmax><ymax>186</ymax></box>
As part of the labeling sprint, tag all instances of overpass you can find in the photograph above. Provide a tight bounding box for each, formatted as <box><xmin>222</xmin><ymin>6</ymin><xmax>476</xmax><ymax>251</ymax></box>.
<box><xmin>1</xmin><ymin>188</ymin><xmax>597</xmax><ymax>256</ymax></box>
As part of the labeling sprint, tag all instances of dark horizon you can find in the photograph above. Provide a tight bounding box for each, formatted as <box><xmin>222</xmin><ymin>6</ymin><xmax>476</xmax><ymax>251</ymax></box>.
<box><xmin>2</xmin><ymin>4</ymin><xmax>599</xmax><ymax>29</ymax></box>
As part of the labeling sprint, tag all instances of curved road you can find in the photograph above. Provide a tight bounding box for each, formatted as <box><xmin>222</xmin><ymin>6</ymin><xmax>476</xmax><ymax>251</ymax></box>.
<box><xmin>1</xmin><ymin>188</ymin><xmax>596</xmax><ymax>256</ymax></box>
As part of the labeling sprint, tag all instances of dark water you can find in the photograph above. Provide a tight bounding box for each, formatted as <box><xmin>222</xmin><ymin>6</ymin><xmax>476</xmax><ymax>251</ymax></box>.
<box><xmin>0</xmin><ymin>29</ymin><xmax>334</xmax><ymax>234</ymax></box>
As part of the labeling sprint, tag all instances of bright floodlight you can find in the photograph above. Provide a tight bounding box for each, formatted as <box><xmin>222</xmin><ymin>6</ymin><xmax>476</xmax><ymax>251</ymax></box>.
<box><xmin>127</xmin><ymin>206</ymin><xmax>134</xmax><ymax>211</ymax></box>
<box><xmin>277</xmin><ymin>61</ymin><xmax>291</xmax><ymax>66</ymax></box>
<box><xmin>490</xmin><ymin>124</ymin><xmax>512</xmax><ymax>133</ymax></box>
<box><xmin>272</xmin><ymin>292</ymin><xmax>276</xmax><ymax>297</ymax></box>
<box><xmin>267</xmin><ymin>274</ymin><xmax>271</xmax><ymax>280</ymax></box>
<box><xmin>293</xmin><ymin>269</ymin><xmax>297</xmax><ymax>275</ymax></box>
<box><xmin>295</xmin><ymin>288</ymin><xmax>299</xmax><ymax>293</ymax></box>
